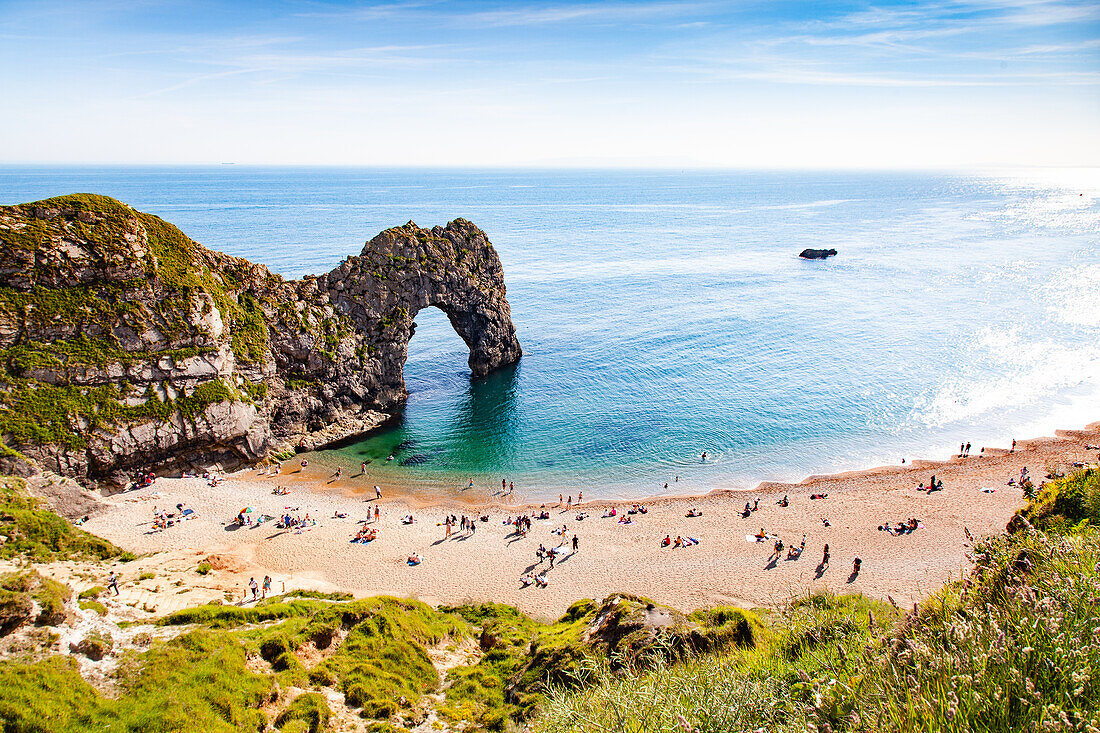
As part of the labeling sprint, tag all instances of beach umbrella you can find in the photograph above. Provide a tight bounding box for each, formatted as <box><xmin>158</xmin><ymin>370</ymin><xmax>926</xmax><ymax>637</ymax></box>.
<box><xmin>241</xmin><ymin>506</ymin><xmax>254</xmax><ymax>513</ymax></box>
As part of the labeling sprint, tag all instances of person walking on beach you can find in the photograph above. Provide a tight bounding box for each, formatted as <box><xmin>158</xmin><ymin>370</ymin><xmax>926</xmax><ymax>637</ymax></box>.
<box><xmin>821</xmin><ymin>544</ymin><xmax>830</xmax><ymax>568</ymax></box>
<box><xmin>1011</xmin><ymin>439</ymin><xmax>1017</xmax><ymax>452</ymax></box>
<box><xmin>965</xmin><ymin>442</ymin><xmax>971</xmax><ymax>456</ymax></box>
<box><xmin>262</xmin><ymin>575</ymin><xmax>272</xmax><ymax>599</ymax></box>
<box><xmin>572</xmin><ymin>535</ymin><xmax>579</xmax><ymax>553</ymax></box>
<box><xmin>361</xmin><ymin>462</ymin><xmax>367</xmax><ymax>475</ymax></box>
<box><xmin>107</xmin><ymin>572</ymin><xmax>119</xmax><ymax>596</ymax></box>
<box><xmin>248</xmin><ymin>577</ymin><xmax>258</xmax><ymax>601</ymax></box>
<box><xmin>375</xmin><ymin>485</ymin><xmax>382</xmax><ymax>500</ymax></box>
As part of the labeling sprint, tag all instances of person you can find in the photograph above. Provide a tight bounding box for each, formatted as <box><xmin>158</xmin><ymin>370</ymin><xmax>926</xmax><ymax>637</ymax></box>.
<box><xmin>374</xmin><ymin>505</ymin><xmax>380</xmax><ymax>522</ymax></box>
<box><xmin>408</xmin><ymin>553</ymin><xmax>421</xmax><ymax>565</ymax></box>
<box><xmin>852</xmin><ymin>557</ymin><xmax>861</xmax><ymax>575</ymax></box>
<box><xmin>752</xmin><ymin>499</ymin><xmax>759</xmax><ymax>512</ymax></box>
<box><xmin>778</xmin><ymin>495</ymin><xmax>788</xmax><ymax>507</ymax></box>
<box><xmin>375</xmin><ymin>485</ymin><xmax>382</xmax><ymax>500</ymax></box>
<box><xmin>965</xmin><ymin>442</ymin><xmax>971</xmax><ymax>456</ymax></box>
<box><xmin>535</xmin><ymin>573</ymin><xmax>548</xmax><ymax>588</ymax></box>
<box><xmin>249</xmin><ymin>577</ymin><xmax>258</xmax><ymax>601</ymax></box>
<box><xmin>301</xmin><ymin>459</ymin><xmax>308</xmax><ymax>469</ymax></box>
<box><xmin>664</xmin><ymin>482</ymin><xmax>669</xmax><ymax>489</ymax></box>
<box><xmin>387</xmin><ymin>454</ymin><xmax>394</xmax><ymax>461</ymax></box>
<box><xmin>262</xmin><ymin>575</ymin><xmax>272</xmax><ymax>599</ymax></box>
<box><xmin>960</xmin><ymin>442</ymin><xmax>965</xmax><ymax>457</ymax></box>
<box><xmin>572</xmin><ymin>535</ymin><xmax>579</xmax><ymax>552</ymax></box>
<box><xmin>559</xmin><ymin>493</ymin><xmax>564</xmax><ymax>505</ymax></box>
<box><xmin>1012</xmin><ymin>439</ymin><xmax>1017</xmax><ymax>452</ymax></box>
<box><xmin>334</xmin><ymin>467</ymin><xmax>342</xmax><ymax>478</ymax></box>
<box><xmin>537</xmin><ymin>544</ymin><xmax>546</xmax><ymax>562</ymax></box>
<box><xmin>661</xmin><ymin>535</ymin><xmax>671</xmax><ymax>547</ymax></box>
<box><xmin>822</xmin><ymin>544</ymin><xmax>830</xmax><ymax>567</ymax></box>
<box><xmin>567</xmin><ymin>495</ymin><xmax>573</xmax><ymax>506</ymax></box>
<box><xmin>361</xmin><ymin>462</ymin><xmax>367</xmax><ymax>474</ymax></box>
<box><xmin>578</xmin><ymin>492</ymin><xmax>583</xmax><ymax>503</ymax></box>
<box><xmin>108</xmin><ymin>571</ymin><xmax>119</xmax><ymax>596</ymax></box>
<box><xmin>700</xmin><ymin>451</ymin><xmax>707</xmax><ymax>461</ymax></box>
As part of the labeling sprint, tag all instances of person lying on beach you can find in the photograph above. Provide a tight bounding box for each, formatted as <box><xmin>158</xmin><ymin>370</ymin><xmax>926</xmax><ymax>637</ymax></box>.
<box><xmin>407</xmin><ymin>553</ymin><xmax>421</xmax><ymax>565</ymax></box>
<box><xmin>353</xmin><ymin>527</ymin><xmax>377</xmax><ymax>542</ymax></box>
<box><xmin>521</xmin><ymin>573</ymin><xmax>535</xmax><ymax>587</ymax></box>
<box><xmin>755</xmin><ymin>528</ymin><xmax>767</xmax><ymax>540</ymax></box>
<box><xmin>575</xmin><ymin>512</ymin><xmax>588</xmax><ymax>520</ymax></box>
<box><xmin>535</xmin><ymin>573</ymin><xmax>548</xmax><ymax>588</ymax></box>
<box><xmin>821</xmin><ymin>518</ymin><xmax>831</xmax><ymax>527</ymax></box>
<box><xmin>618</xmin><ymin>516</ymin><xmax>633</xmax><ymax>524</ymax></box>
<box><xmin>334</xmin><ymin>511</ymin><xmax>348</xmax><ymax>519</ymax></box>
<box><xmin>272</xmin><ymin>487</ymin><xmax>290</xmax><ymax>495</ymax></box>
<box><xmin>683</xmin><ymin>536</ymin><xmax>699</xmax><ymax>546</ymax></box>
<box><xmin>686</xmin><ymin>508</ymin><xmax>702</xmax><ymax>517</ymax></box>
<box><xmin>810</xmin><ymin>493</ymin><xmax>828</xmax><ymax>500</ymax></box>
<box><xmin>402</xmin><ymin>515</ymin><xmax>416</xmax><ymax>524</ymax></box>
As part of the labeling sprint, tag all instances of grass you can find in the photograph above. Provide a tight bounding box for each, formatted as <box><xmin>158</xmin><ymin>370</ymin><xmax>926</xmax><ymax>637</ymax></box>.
<box><xmin>532</xmin><ymin>469</ymin><xmax>1100</xmax><ymax>733</ymax></box>
<box><xmin>0</xmin><ymin>477</ymin><xmax>123</xmax><ymax>561</ymax></box>
<box><xmin>275</xmin><ymin>692</ymin><xmax>330</xmax><ymax>732</ymax></box>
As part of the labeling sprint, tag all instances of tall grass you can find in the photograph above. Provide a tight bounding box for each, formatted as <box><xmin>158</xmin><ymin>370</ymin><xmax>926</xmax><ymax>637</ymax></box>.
<box><xmin>533</xmin><ymin>470</ymin><xmax>1100</xmax><ymax>733</ymax></box>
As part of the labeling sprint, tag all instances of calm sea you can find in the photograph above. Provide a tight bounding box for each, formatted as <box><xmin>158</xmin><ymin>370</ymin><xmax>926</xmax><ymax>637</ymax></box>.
<box><xmin>2</xmin><ymin>166</ymin><xmax>1098</xmax><ymax>500</ymax></box>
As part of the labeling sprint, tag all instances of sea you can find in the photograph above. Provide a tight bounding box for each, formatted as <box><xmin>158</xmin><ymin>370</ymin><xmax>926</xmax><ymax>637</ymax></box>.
<box><xmin>2</xmin><ymin>166</ymin><xmax>1098</xmax><ymax>501</ymax></box>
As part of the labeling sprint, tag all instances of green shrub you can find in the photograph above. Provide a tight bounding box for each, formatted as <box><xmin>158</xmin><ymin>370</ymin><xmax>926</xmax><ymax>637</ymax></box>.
<box><xmin>275</xmin><ymin>692</ymin><xmax>330</xmax><ymax>733</ymax></box>
<box><xmin>195</xmin><ymin>562</ymin><xmax>211</xmax><ymax>575</ymax></box>
<box><xmin>77</xmin><ymin>586</ymin><xmax>105</xmax><ymax>600</ymax></box>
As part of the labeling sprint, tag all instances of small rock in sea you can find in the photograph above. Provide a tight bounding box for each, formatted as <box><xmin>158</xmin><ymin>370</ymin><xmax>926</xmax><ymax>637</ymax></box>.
<box><xmin>799</xmin><ymin>248</ymin><xmax>838</xmax><ymax>260</ymax></box>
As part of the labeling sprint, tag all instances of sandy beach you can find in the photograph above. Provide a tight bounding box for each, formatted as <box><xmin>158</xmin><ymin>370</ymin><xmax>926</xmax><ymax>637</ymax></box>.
<box><xmin>77</xmin><ymin>421</ymin><xmax>1100</xmax><ymax>620</ymax></box>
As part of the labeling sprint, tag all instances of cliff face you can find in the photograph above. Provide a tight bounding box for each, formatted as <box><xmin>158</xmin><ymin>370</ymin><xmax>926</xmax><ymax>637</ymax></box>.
<box><xmin>0</xmin><ymin>194</ymin><xmax>521</xmax><ymax>486</ymax></box>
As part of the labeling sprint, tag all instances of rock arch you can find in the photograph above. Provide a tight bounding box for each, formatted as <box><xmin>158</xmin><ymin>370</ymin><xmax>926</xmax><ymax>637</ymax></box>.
<box><xmin>320</xmin><ymin>219</ymin><xmax>523</xmax><ymax>407</ymax></box>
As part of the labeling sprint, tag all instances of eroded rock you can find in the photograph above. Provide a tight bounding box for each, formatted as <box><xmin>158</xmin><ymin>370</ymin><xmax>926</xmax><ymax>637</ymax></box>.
<box><xmin>0</xmin><ymin>195</ymin><xmax>521</xmax><ymax>487</ymax></box>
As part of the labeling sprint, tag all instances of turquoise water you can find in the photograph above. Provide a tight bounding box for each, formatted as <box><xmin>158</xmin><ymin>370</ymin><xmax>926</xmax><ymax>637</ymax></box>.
<box><xmin>2</xmin><ymin>167</ymin><xmax>1098</xmax><ymax>499</ymax></box>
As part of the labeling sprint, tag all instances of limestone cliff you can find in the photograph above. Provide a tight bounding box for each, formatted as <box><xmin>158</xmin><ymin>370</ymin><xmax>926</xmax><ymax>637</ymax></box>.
<box><xmin>0</xmin><ymin>194</ymin><xmax>521</xmax><ymax>486</ymax></box>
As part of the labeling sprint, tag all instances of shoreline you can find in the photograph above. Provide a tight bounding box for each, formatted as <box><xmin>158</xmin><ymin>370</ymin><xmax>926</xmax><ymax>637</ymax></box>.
<box><xmin>296</xmin><ymin>417</ymin><xmax>1100</xmax><ymax>512</ymax></box>
<box><xmin>69</xmin><ymin>419</ymin><xmax>1099</xmax><ymax>620</ymax></box>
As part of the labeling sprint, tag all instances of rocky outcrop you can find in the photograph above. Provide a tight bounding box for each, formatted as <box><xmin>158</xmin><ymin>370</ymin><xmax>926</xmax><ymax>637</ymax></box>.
<box><xmin>799</xmin><ymin>248</ymin><xmax>838</xmax><ymax>260</ymax></box>
<box><xmin>0</xmin><ymin>194</ymin><xmax>521</xmax><ymax>486</ymax></box>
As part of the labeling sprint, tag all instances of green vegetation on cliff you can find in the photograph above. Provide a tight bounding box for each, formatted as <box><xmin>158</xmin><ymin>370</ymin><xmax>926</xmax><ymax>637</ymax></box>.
<box><xmin>0</xmin><ymin>477</ymin><xmax>123</xmax><ymax>561</ymax></box>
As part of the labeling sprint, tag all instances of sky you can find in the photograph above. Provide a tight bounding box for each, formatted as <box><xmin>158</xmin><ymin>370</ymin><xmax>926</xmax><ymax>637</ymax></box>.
<box><xmin>0</xmin><ymin>0</ymin><xmax>1098</xmax><ymax>168</ymax></box>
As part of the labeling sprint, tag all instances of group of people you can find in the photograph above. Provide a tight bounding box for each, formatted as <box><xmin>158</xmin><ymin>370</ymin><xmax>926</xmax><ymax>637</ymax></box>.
<box><xmin>352</xmin><ymin>525</ymin><xmax>378</xmax><ymax>543</ymax></box>
<box><xmin>247</xmin><ymin>575</ymin><xmax>273</xmax><ymax>601</ymax></box>
<box><xmin>917</xmin><ymin>475</ymin><xmax>944</xmax><ymax>492</ymax></box>
<box><xmin>660</xmin><ymin>534</ymin><xmax>699</xmax><ymax>548</ymax></box>
<box><xmin>151</xmin><ymin>502</ymin><xmax>192</xmax><ymax>530</ymax></box>
<box><xmin>442</xmin><ymin>514</ymin><xmax>479</xmax><ymax>538</ymax></box>
<box><xmin>879</xmin><ymin>518</ymin><xmax>922</xmax><ymax>535</ymax></box>
<box><xmin>276</xmin><ymin>512</ymin><xmax>315</xmax><ymax>531</ymax></box>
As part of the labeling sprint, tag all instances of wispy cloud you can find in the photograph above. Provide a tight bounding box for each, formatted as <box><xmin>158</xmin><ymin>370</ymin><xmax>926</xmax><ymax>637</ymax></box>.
<box><xmin>454</xmin><ymin>1</ymin><xmax>709</xmax><ymax>28</ymax></box>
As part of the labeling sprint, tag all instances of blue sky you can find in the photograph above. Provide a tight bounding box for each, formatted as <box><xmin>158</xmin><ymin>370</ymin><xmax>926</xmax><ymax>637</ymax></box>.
<box><xmin>1</xmin><ymin>0</ymin><xmax>1097</xmax><ymax>167</ymax></box>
